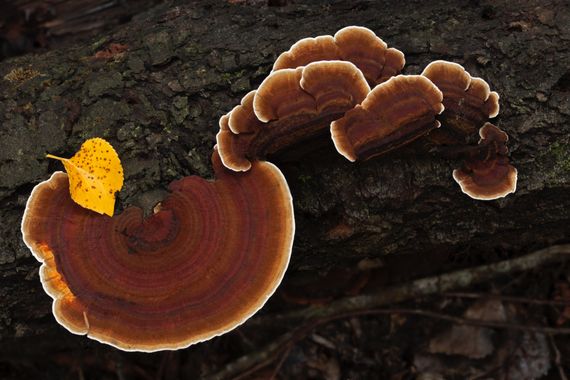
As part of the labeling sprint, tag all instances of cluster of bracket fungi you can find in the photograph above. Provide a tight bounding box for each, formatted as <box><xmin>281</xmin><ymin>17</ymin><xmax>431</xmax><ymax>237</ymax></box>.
<box><xmin>21</xmin><ymin>26</ymin><xmax>517</xmax><ymax>352</ymax></box>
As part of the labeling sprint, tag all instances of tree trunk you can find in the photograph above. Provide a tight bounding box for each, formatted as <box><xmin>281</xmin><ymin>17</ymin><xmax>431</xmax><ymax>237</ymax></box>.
<box><xmin>0</xmin><ymin>0</ymin><xmax>568</xmax><ymax>373</ymax></box>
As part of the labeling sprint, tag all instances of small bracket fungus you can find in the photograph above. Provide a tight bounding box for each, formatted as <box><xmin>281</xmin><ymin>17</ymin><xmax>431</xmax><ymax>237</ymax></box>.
<box><xmin>421</xmin><ymin>60</ymin><xmax>500</xmax><ymax>144</ymax></box>
<box><xmin>21</xmin><ymin>151</ymin><xmax>294</xmax><ymax>351</ymax></box>
<box><xmin>273</xmin><ymin>26</ymin><xmax>405</xmax><ymax>85</ymax></box>
<box><xmin>419</xmin><ymin>61</ymin><xmax>517</xmax><ymax>199</ymax></box>
<box><xmin>452</xmin><ymin>123</ymin><xmax>518</xmax><ymax>200</ymax></box>
<box><xmin>217</xmin><ymin>60</ymin><xmax>370</xmax><ymax>171</ymax></box>
<box><xmin>331</xmin><ymin>75</ymin><xmax>444</xmax><ymax>162</ymax></box>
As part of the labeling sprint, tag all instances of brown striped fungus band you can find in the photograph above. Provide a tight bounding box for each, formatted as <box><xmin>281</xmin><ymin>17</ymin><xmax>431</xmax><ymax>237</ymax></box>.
<box><xmin>421</xmin><ymin>60</ymin><xmax>500</xmax><ymax>145</ymax></box>
<box><xmin>452</xmin><ymin>123</ymin><xmax>518</xmax><ymax>200</ymax></box>
<box><xmin>331</xmin><ymin>75</ymin><xmax>445</xmax><ymax>162</ymax></box>
<box><xmin>21</xmin><ymin>150</ymin><xmax>294</xmax><ymax>352</ymax></box>
<box><xmin>216</xmin><ymin>26</ymin><xmax>406</xmax><ymax>173</ymax></box>
<box><xmin>217</xmin><ymin>60</ymin><xmax>371</xmax><ymax>172</ymax></box>
<box><xmin>272</xmin><ymin>26</ymin><xmax>405</xmax><ymax>86</ymax></box>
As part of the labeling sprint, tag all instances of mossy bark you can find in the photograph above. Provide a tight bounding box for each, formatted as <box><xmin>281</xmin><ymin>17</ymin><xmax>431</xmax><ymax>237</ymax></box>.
<box><xmin>0</xmin><ymin>0</ymin><xmax>568</xmax><ymax>363</ymax></box>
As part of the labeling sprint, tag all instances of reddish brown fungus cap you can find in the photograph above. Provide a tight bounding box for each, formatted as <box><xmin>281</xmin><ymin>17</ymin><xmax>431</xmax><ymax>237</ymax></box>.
<box><xmin>453</xmin><ymin>123</ymin><xmax>517</xmax><ymax>200</ymax></box>
<box><xmin>217</xmin><ymin>60</ymin><xmax>370</xmax><ymax>172</ymax></box>
<box><xmin>422</xmin><ymin>60</ymin><xmax>499</xmax><ymax>143</ymax></box>
<box><xmin>228</xmin><ymin>90</ymin><xmax>265</xmax><ymax>134</ymax></box>
<box><xmin>272</xmin><ymin>26</ymin><xmax>405</xmax><ymax>85</ymax></box>
<box><xmin>331</xmin><ymin>75</ymin><xmax>444</xmax><ymax>162</ymax></box>
<box><xmin>217</xmin><ymin>111</ymin><xmax>256</xmax><ymax>172</ymax></box>
<box><xmin>21</xmin><ymin>151</ymin><xmax>294</xmax><ymax>351</ymax></box>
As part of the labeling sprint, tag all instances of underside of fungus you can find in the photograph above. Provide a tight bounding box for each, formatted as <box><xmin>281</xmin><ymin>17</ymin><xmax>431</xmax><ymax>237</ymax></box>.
<box><xmin>421</xmin><ymin>60</ymin><xmax>500</xmax><ymax>145</ymax></box>
<box><xmin>217</xmin><ymin>60</ymin><xmax>371</xmax><ymax>171</ymax></box>
<box><xmin>273</xmin><ymin>26</ymin><xmax>405</xmax><ymax>86</ymax></box>
<box><xmin>452</xmin><ymin>123</ymin><xmax>518</xmax><ymax>200</ymax></box>
<box><xmin>331</xmin><ymin>75</ymin><xmax>444</xmax><ymax>162</ymax></box>
<box><xmin>21</xmin><ymin>151</ymin><xmax>294</xmax><ymax>352</ymax></box>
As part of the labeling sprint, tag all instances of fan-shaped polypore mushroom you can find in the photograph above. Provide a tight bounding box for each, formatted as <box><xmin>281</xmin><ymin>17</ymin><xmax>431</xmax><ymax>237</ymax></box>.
<box><xmin>330</xmin><ymin>75</ymin><xmax>444</xmax><ymax>162</ymax></box>
<box><xmin>452</xmin><ymin>123</ymin><xmax>517</xmax><ymax>200</ymax></box>
<box><xmin>21</xmin><ymin>150</ymin><xmax>294</xmax><ymax>351</ymax></box>
<box><xmin>421</xmin><ymin>60</ymin><xmax>499</xmax><ymax>144</ymax></box>
<box><xmin>216</xmin><ymin>108</ymin><xmax>259</xmax><ymax>172</ymax></box>
<box><xmin>273</xmin><ymin>26</ymin><xmax>405</xmax><ymax>85</ymax></box>
<box><xmin>217</xmin><ymin>60</ymin><xmax>371</xmax><ymax>171</ymax></box>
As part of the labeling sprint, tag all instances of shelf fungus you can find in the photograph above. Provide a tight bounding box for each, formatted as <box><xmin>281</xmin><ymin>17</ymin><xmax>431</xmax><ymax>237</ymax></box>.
<box><xmin>273</xmin><ymin>26</ymin><xmax>405</xmax><ymax>85</ymax></box>
<box><xmin>421</xmin><ymin>60</ymin><xmax>500</xmax><ymax>144</ymax></box>
<box><xmin>21</xmin><ymin>151</ymin><xmax>294</xmax><ymax>351</ymax></box>
<box><xmin>217</xmin><ymin>60</ymin><xmax>371</xmax><ymax>171</ymax></box>
<box><xmin>331</xmin><ymin>75</ymin><xmax>444</xmax><ymax>162</ymax></box>
<box><xmin>452</xmin><ymin>123</ymin><xmax>517</xmax><ymax>200</ymax></box>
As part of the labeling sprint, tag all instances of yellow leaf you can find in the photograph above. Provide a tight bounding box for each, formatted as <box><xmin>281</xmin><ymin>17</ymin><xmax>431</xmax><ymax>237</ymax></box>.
<box><xmin>47</xmin><ymin>138</ymin><xmax>124</xmax><ymax>216</ymax></box>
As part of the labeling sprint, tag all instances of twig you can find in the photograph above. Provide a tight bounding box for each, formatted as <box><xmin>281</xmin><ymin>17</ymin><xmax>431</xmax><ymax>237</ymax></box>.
<box><xmin>445</xmin><ymin>292</ymin><xmax>570</xmax><ymax>306</ymax></box>
<box><xmin>368</xmin><ymin>308</ymin><xmax>570</xmax><ymax>335</ymax></box>
<box><xmin>252</xmin><ymin>244</ymin><xmax>570</xmax><ymax>325</ymax></box>
<box><xmin>549</xmin><ymin>335</ymin><xmax>568</xmax><ymax>380</ymax></box>
<box><xmin>77</xmin><ymin>366</ymin><xmax>85</xmax><ymax>380</ymax></box>
<box><xmin>115</xmin><ymin>355</ymin><xmax>126</xmax><ymax>380</ymax></box>
<box><xmin>468</xmin><ymin>363</ymin><xmax>504</xmax><ymax>380</ymax></box>
<box><xmin>209</xmin><ymin>307</ymin><xmax>570</xmax><ymax>380</ymax></box>
<box><xmin>207</xmin><ymin>244</ymin><xmax>570</xmax><ymax>380</ymax></box>
<box><xmin>235</xmin><ymin>329</ymin><xmax>255</xmax><ymax>350</ymax></box>
<box><xmin>269</xmin><ymin>344</ymin><xmax>294</xmax><ymax>380</ymax></box>
<box><xmin>208</xmin><ymin>332</ymin><xmax>294</xmax><ymax>380</ymax></box>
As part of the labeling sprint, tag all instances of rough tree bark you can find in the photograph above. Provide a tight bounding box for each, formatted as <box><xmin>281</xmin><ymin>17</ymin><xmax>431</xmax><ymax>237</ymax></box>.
<box><xmin>0</xmin><ymin>0</ymin><xmax>568</xmax><ymax>367</ymax></box>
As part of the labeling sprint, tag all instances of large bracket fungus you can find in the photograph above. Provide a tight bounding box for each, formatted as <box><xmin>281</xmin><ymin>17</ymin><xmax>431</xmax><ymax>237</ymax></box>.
<box><xmin>272</xmin><ymin>26</ymin><xmax>405</xmax><ymax>86</ymax></box>
<box><xmin>452</xmin><ymin>123</ymin><xmax>518</xmax><ymax>200</ymax></box>
<box><xmin>217</xmin><ymin>26</ymin><xmax>407</xmax><ymax>172</ymax></box>
<box><xmin>217</xmin><ymin>60</ymin><xmax>371</xmax><ymax>171</ymax></box>
<box><xmin>21</xmin><ymin>151</ymin><xmax>294</xmax><ymax>351</ymax></box>
<box><xmin>218</xmin><ymin>42</ymin><xmax>516</xmax><ymax>199</ymax></box>
<box><xmin>331</xmin><ymin>75</ymin><xmax>444</xmax><ymax>162</ymax></box>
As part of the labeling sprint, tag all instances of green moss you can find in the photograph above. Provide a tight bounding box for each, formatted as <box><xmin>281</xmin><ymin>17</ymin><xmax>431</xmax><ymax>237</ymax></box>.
<box><xmin>230</xmin><ymin>77</ymin><xmax>250</xmax><ymax>93</ymax></box>
<box><xmin>549</xmin><ymin>141</ymin><xmax>570</xmax><ymax>172</ymax></box>
<box><xmin>220</xmin><ymin>70</ymin><xmax>250</xmax><ymax>93</ymax></box>
<box><xmin>171</xmin><ymin>96</ymin><xmax>189</xmax><ymax>124</ymax></box>
<box><xmin>220</xmin><ymin>72</ymin><xmax>233</xmax><ymax>82</ymax></box>
<box><xmin>532</xmin><ymin>140</ymin><xmax>570</xmax><ymax>189</ymax></box>
<box><xmin>86</xmin><ymin>72</ymin><xmax>123</xmax><ymax>97</ymax></box>
<box><xmin>145</xmin><ymin>30</ymin><xmax>174</xmax><ymax>66</ymax></box>
<box><xmin>180</xmin><ymin>42</ymin><xmax>202</xmax><ymax>59</ymax></box>
<box><xmin>90</xmin><ymin>36</ymin><xmax>110</xmax><ymax>51</ymax></box>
